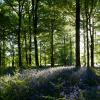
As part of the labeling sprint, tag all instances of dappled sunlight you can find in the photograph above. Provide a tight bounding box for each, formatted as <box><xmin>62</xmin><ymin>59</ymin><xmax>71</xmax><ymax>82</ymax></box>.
<box><xmin>0</xmin><ymin>0</ymin><xmax>100</xmax><ymax>99</ymax></box>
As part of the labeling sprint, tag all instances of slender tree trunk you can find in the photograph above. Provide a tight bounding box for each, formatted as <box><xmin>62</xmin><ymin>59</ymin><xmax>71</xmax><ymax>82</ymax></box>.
<box><xmin>29</xmin><ymin>30</ymin><xmax>32</xmax><ymax>66</ymax></box>
<box><xmin>12</xmin><ymin>45</ymin><xmax>15</xmax><ymax>67</ymax></box>
<box><xmin>34</xmin><ymin>1</ymin><xmax>39</xmax><ymax>67</ymax></box>
<box><xmin>10</xmin><ymin>41</ymin><xmax>15</xmax><ymax>67</ymax></box>
<box><xmin>75</xmin><ymin>0</ymin><xmax>81</xmax><ymax>68</ymax></box>
<box><xmin>86</xmin><ymin>14</ymin><xmax>90</xmax><ymax>67</ymax></box>
<box><xmin>18</xmin><ymin>0</ymin><xmax>22</xmax><ymax>67</ymax></box>
<box><xmin>88</xmin><ymin>14</ymin><xmax>92</xmax><ymax>66</ymax></box>
<box><xmin>39</xmin><ymin>41</ymin><xmax>42</xmax><ymax>66</ymax></box>
<box><xmin>91</xmin><ymin>19</ymin><xmax>94</xmax><ymax>67</ymax></box>
<box><xmin>88</xmin><ymin>16</ymin><xmax>94</xmax><ymax>67</ymax></box>
<box><xmin>91</xmin><ymin>34</ymin><xmax>94</xmax><ymax>67</ymax></box>
<box><xmin>83</xmin><ymin>33</ymin><xmax>86</xmax><ymax>65</ymax></box>
<box><xmin>63</xmin><ymin>35</ymin><xmax>66</xmax><ymax>66</ymax></box>
<box><xmin>29</xmin><ymin>16</ymin><xmax>32</xmax><ymax>66</ymax></box>
<box><xmin>32</xmin><ymin>0</ymin><xmax>39</xmax><ymax>67</ymax></box>
<box><xmin>0</xmin><ymin>42</ymin><xmax>1</xmax><ymax>67</ymax></box>
<box><xmin>24</xmin><ymin>32</ymin><xmax>28</xmax><ymax>65</ymax></box>
<box><xmin>27</xmin><ymin>0</ymin><xmax>32</xmax><ymax>66</ymax></box>
<box><xmin>50</xmin><ymin>22</ymin><xmax>54</xmax><ymax>67</ymax></box>
<box><xmin>82</xmin><ymin>16</ymin><xmax>86</xmax><ymax>66</ymax></box>
<box><xmin>69</xmin><ymin>36</ymin><xmax>72</xmax><ymax>66</ymax></box>
<box><xmin>48</xmin><ymin>0</ymin><xmax>55</xmax><ymax>67</ymax></box>
<box><xmin>34</xmin><ymin>36</ymin><xmax>39</xmax><ymax>67</ymax></box>
<box><xmin>44</xmin><ymin>46</ymin><xmax>46</xmax><ymax>67</ymax></box>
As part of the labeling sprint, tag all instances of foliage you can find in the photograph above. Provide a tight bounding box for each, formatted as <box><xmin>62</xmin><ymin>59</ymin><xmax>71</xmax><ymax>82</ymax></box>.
<box><xmin>0</xmin><ymin>67</ymin><xmax>99</xmax><ymax>100</ymax></box>
<box><xmin>0</xmin><ymin>0</ymin><xmax>100</xmax><ymax>100</ymax></box>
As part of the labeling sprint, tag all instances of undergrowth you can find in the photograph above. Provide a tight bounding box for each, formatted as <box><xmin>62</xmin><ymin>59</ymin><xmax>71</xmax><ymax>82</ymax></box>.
<box><xmin>0</xmin><ymin>67</ymin><xmax>99</xmax><ymax>100</ymax></box>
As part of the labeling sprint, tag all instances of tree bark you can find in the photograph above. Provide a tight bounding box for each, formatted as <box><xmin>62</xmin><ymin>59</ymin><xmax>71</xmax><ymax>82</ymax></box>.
<box><xmin>18</xmin><ymin>0</ymin><xmax>22</xmax><ymax>67</ymax></box>
<box><xmin>12</xmin><ymin>45</ymin><xmax>15</xmax><ymax>67</ymax></box>
<box><xmin>29</xmin><ymin>14</ymin><xmax>32</xmax><ymax>66</ymax></box>
<box><xmin>63</xmin><ymin>34</ymin><xmax>66</xmax><ymax>66</ymax></box>
<box><xmin>75</xmin><ymin>0</ymin><xmax>81</xmax><ymax>68</ymax></box>
<box><xmin>86</xmin><ymin>15</ymin><xmax>90</xmax><ymax>67</ymax></box>
<box><xmin>50</xmin><ymin>22</ymin><xmax>54</xmax><ymax>67</ymax></box>
<box><xmin>39</xmin><ymin>41</ymin><xmax>42</xmax><ymax>66</ymax></box>
<box><xmin>24</xmin><ymin>32</ymin><xmax>28</xmax><ymax>65</ymax></box>
<box><xmin>32</xmin><ymin>0</ymin><xmax>39</xmax><ymax>67</ymax></box>
<box><xmin>0</xmin><ymin>42</ymin><xmax>1</xmax><ymax>67</ymax></box>
<box><xmin>82</xmin><ymin>15</ymin><xmax>86</xmax><ymax>66</ymax></box>
<box><xmin>69</xmin><ymin>36</ymin><xmax>72</xmax><ymax>66</ymax></box>
<box><xmin>44</xmin><ymin>46</ymin><xmax>46</xmax><ymax>67</ymax></box>
<box><xmin>91</xmin><ymin>19</ymin><xmax>94</xmax><ymax>67</ymax></box>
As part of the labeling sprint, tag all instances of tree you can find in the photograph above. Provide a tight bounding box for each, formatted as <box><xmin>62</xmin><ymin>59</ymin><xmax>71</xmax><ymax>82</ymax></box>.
<box><xmin>31</xmin><ymin>0</ymin><xmax>39</xmax><ymax>67</ymax></box>
<box><xmin>75</xmin><ymin>0</ymin><xmax>81</xmax><ymax>68</ymax></box>
<box><xmin>82</xmin><ymin>0</ymin><xmax>99</xmax><ymax>67</ymax></box>
<box><xmin>0</xmin><ymin>0</ymin><xmax>99</xmax><ymax>68</ymax></box>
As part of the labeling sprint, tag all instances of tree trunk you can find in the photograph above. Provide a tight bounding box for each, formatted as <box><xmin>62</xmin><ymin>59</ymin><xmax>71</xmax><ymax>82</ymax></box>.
<box><xmin>91</xmin><ymin>19</ymin><xmax>94</xmax><ymax>67</ymax></box>
<box><xmin>75</xmin><ymin>0</ymin><xmax>81</xmax><ymax>68</ymax></box>
<box><xmin>63</xmin><ymin>35</ymin><xmax>66</xmax><ymax>66</ymax></box>
<box><xmin>83</xmin><ymin>33</ymin><xmax>86</xmax><ymax>66</ymax></box>
<box><xmin>82</xmin><ymin>16</ymin><xmax>86</xmax><ymax>66</ymax></box>
<box><xmin>27</xmin><ymin>1</ymin><xmax>32</xmax><ymax>66</ymax></box>
<box><xmin>34</xmin><ymin>35</ymin><xmax>39</xmax><ymax>67</ymax></box>
<box><xmin>69</xmin><ymin>36</ymin><xmax>72</xmax><ymax>66</ymax></box>
<box><xmin>39</xmin><ymin>41</ymin><xmax>42</xmax><ymax>66</ymax></box>
<box><xmin>0</xmin><ymin>42</ymin><xmax>1</xmax><ymax>67</ymax></box>
<box><xmin>24</xmin><ymin>32</ymin><xmax>28</xmax><ymax>65</ymax></box>
<box><xmin>29</xmin><ymin>13</ymin><xmax>32</xmax><ymax>66</ymax></box>
<box><xmin>18</xmin><ymin>0</ymin><xmax>22</xmax><ymax>67</ymax></box>
<box><xmin>12</xmin><ymin>45</ymin><xmax>15</xmax><ymax>67</ymax></box>
<box><xmin>50</xmin><ymin>22</ymin><xmax>54</xmax><ymax>67</ymax></box>
<box><xmin>32</xmin><ymin>0</ymin><xmax>39</xmax><ymax>67</ymax></box>
<box><xmin>86</xmin><ymin>14</ymin><xmax>90</xmax><ymax>67</ymax></box>
<box><xmin>44</xmin><ymin>46</ymin><xmax>46</xmax><ymax>67</ymax></box>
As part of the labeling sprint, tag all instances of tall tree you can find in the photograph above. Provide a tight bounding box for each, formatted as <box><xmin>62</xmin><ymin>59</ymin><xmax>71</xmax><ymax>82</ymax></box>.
<box><xmin>75</xmin><ymin>0</ymin><xmax>81</xmax><ymax>68</ymax></box>
<box><xmin>0</xmin><ymin>42</ymin><xmax>2</xmax><ymax>67</ymax></box>
<box><xmin>18</xmin><ymin>0</ymin><xmax>22</xmax><ymax>67</ymax></box>
<box><xmin>50</xmin><ymin>20</ymin><xmax>54</xmax><ymax>67</ymax></box>
<box><xmin>28</xmin><ymin>7</ymin><xmax>32</xmax><ymax>66</ymax></box>
<box><xmin>31</xmin><ymin>0</ymin><xmax>39</xmax><ymax>67</ymax></box>
<box><xmin>91</xmin><ymin>19</ymin><xmax>94</xmax><ymax>67</ymax></box>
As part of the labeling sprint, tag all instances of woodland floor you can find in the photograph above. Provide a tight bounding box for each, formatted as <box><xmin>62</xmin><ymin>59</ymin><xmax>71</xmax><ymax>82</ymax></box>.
<box><xmin>0</xmin><ymin>67</ymin><xmax>100</xmax><ymax>100</ymax></box>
